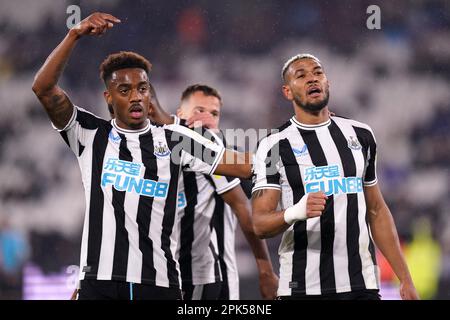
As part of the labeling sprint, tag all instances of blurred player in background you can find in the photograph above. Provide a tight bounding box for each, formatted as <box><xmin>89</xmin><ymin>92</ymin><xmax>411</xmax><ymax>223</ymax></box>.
<box><xmin>173</xmin><ymin>85</ymin><xmax>278</xmax><ymax>300</ymax></box>
<box><xmin>251</xmin><ymin>54</ymin><xmax>419</xmax><ymax>300</ymax></box>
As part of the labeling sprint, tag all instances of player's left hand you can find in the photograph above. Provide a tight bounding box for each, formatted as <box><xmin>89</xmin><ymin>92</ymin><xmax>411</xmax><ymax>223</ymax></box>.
<box><xmin>259</xmin><ymin>271</ymin><xmax>279</xmax><ymax>300</ymax></box>
<box><xmin>399</xmin><ymin>280</ymin><xmax>420</xmax><ymax>300</ymax></box>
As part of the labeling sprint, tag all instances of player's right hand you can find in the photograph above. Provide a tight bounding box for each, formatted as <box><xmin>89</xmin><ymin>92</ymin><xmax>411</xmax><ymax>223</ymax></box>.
<box><xmin>306</xmin><ymin>191</ymin><xmax>328</xmax><ymax>218</ymax></box>
<box><xmin>71</xmin><ymin>12</ymin><xmax>121</xmax><ymax>38</ymax></box>
<box><xmin>186</xmin><ymin>112</ymin><xmax>218</xmax><ymax>130</ymax></box>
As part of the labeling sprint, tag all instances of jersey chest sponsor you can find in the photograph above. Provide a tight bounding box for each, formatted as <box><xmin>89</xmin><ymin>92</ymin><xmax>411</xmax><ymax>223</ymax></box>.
<box><xmin>303</xmin><ymin>164</ymin><xmax>363</xmax><ymax>196</ymax></box>
<box><xmin>100</xmin><ymin>157</ymin><xmax>169</xmax><ymax>198</ymax></box>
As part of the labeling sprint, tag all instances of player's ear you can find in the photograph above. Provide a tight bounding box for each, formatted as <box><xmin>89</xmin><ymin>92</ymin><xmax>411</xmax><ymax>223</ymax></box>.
<box><xmin>104</xmin><ymin>90</ymin><xmax>114</xmax><ymax>117</ymax></box>
<box><xmin>176</xmin><ymin>107</ymin><xmax>183</xmax><ymax>118</ymax></box>
<box><xmin>282</xmin><ymin>84</ymin><xmax>293</xmax><ymax>101</ymax></box>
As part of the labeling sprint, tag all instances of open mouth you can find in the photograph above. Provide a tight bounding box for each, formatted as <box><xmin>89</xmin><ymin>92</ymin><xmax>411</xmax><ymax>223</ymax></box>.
<box><xmin>307</xmin><ymin>86</ymin><xmax>322</xmax><ymax>98</ymax></box>
<box><xmin>129</xmin><ymin>104</ymin><xmax>144</xmax><ymax>119</ymax></box>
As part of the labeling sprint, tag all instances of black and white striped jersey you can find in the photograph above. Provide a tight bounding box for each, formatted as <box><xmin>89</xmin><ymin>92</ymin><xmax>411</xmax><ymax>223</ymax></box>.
<box><xmin>211</xmin><ymin>195</ymin><xmax>240</xmax><ymax>300</ymax></box>
<box><xmin>55</xmin><ymin>106</ymin><xmax>224</xmax><ymax>289</ymax></box>
<box><xmin>172</xmin><ymin>120</ymin><xmax>240</xmax><ymax>291</ymax></box>
<box><xmin>252</xmin><ymin>115</ymin><xmax>380</xmax><ymax>296</ymax></box>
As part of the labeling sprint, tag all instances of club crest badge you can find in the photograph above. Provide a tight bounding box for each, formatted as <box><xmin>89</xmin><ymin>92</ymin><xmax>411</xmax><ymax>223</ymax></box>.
<box><xmin>154</xmin><ymin>141</ymin><xmax>171</xmax><ymax>158</ymax></box>
<box><xmin>347</xmin><ymin>136</ymin><xmax>362</xmax><ymax>150</ymax></box>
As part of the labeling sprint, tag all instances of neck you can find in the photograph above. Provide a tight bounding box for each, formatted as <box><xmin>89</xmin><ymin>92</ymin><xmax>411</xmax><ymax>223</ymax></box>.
<box><xmin>293</xmin><ymin>104</ymin><xmax>330</xmax><ymax>125</ymax></box>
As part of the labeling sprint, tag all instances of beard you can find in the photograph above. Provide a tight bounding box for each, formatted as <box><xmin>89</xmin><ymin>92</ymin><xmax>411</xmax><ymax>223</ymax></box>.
<box><xmin>293</xmin><ymin>88</ymin><xmax>330</xmax><ymax>115</ymax></box>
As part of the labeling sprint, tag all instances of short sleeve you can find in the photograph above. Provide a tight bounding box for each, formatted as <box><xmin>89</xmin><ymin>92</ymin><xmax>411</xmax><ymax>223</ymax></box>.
<box><xmin>52</xmin><ymin>106</ymin><xmax>106</xmax><ymax>157</ymax></box>
<box><xmin>251</xmin><ymin>136</ymin><xmax>281</xmax><ymax>194</ymax></box>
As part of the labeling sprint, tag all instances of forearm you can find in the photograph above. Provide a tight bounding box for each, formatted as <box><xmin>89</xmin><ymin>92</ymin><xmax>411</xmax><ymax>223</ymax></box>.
<box><xmin>370</xmin><ymin>207</ymin><xmax>413</xmax><ymax>282</ymax></box>
<box><xmin>214</xmin><ymin>151</ymin><xmax>253</xmax><ymax>179</ymax></box>
<box><xmin>253</xmin><ymin>209</ymin><xmax>290</xmax><ymax>239</ymax></box>
<box><xmin>32</xmin><ymin>29</ymin><xmax>79</xmax><ymax>95</ymax></box>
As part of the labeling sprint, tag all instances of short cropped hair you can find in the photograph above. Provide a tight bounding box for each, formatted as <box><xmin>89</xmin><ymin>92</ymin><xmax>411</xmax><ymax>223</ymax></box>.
<box><xmin>99</xmin><ymin>51</ymin><xmax>152</xmax><ymax>85</ymax></box>
<box><xmin>181</xmin><ymin>84</ymin><xmax>222</xmax><ymax>105</ymax></box>
<box><xmin>281</xmin><ymin>53</ymin><xmax>322</xmax><ymax>82</ymax></box>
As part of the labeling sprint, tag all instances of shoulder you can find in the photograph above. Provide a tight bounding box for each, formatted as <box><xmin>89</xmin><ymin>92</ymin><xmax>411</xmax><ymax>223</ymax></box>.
<box><xmin>332</xmin><ymin>115</ymin><xmax>375</xmax><ymax>134</ymax></box>
<box><xmin>257</xmin><ymin>119</ymin><xmax>294</xmax><ymax>151</ymax></box>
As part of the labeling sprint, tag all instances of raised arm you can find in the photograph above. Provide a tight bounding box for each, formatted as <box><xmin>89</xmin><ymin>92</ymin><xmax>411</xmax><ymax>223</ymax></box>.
<box><xmin>221</xmin><ymin>186</ymin><xmax>278</xmax><ymax>299</ymax></box>
<box><xmin>365</xmin><ymin>184</ymin><xmax>419</xmax><ymax>300</ymax></box>
<box><xmin>32</xmin><ymin>12</ymin><xmax>120</xmax><ymax>129</ymax></box>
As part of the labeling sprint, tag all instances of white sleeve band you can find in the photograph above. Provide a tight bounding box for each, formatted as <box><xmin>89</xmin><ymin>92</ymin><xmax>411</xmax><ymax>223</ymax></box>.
<box><xmin>283</xmin><ymin>195</ymin><xmax>308</xmax><ymax>225</ymax></box>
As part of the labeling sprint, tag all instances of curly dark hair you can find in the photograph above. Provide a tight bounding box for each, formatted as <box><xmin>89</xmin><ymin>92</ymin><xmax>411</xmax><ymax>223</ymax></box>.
<box><xmin>181</xmin><ymin>84</ymin><xmax>222</xmax><ymax>105</ymax></box>
<box><xmin>99</xmin><ymin>51</ymin><xmax>152</xmax><ymax>85</ymax></box>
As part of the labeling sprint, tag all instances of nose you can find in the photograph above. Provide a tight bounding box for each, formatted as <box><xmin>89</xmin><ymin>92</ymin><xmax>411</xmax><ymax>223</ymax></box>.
<box><xmin>129</xmin><ymin>88</ymin><xmax>142</xmax><ymax>103</ymax></box>
<box><xmin>305</xmin><ymin>72</ymin><xmax>319</xmax><ymax>84</ymax></box>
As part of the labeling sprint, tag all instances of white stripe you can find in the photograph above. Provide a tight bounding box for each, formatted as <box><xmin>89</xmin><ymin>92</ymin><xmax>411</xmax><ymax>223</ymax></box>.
<box><xmin>277</xmin><ymin>225</ymin><xmax>294</xmax><ymax>296</ymax></box>
<box><xmin>97</xmin><ymin>140</ymin><xmax>119</xmax><ymax>280</ymax></box>
<box><xmin>125</xmin><ymin>134</ymin><xmax>143</xmax><ymax>283</ymax></box>
<box><xmin>316</xmin><ymin>127</ymin><xmax>350</xmax><ymax>293</ymax></box>
<box><xmin>191</xmin><ymin>284</ymin><xmax>204</xmax><ymax>300</ymax></box>
<box><xmin>221</xmin><ymin>204</ymin><xmax>239</xmax><ymax>299</ymax></box>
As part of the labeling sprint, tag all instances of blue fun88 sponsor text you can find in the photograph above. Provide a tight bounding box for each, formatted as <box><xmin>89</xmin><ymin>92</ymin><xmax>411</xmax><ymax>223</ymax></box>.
<box><xmin>101</xmin><ymin>158</ymin><xmax>169</xmax><ymax>198</ymax></box>
<box><xmin>304</xmin><ymin>164</ymin><xmax>363</xmax><ymax>196</ymax></box>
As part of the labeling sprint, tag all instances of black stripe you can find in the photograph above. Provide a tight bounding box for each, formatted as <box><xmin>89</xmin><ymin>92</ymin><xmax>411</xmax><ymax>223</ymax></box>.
<box><xmin>211</xmin><ymin>193</ymin><xmax>228</xmax><ymax>299</ymax></box>
<box><xmin>299</xmin><ymin>128</ymin><xmax>336</xmax><ymax>293</ymax></box>
<box><xmin>78</xmin><ymin>142</ymin><xmax>85</xmax><ymax>157</ymax></box>
<box><xmin>278</xmin><ymin>138</ymin><xmax>307</xmax><ymax>293</ymax></box>
<box><xmin>353</xmin><ymin>126</ymin><xmax>377</xmax><ymax>265</ymax></box>
<box><xmin>77</xmin><ymin>109</ymin><xmax>102</xmax><ymax>129</ymax></box>
<box><xmin>162</xmin><ymin>130</ymin><xmax>181</xmax><ymax>287</ymax></box>
<box><xmin>179</xmin><ymin>171</ymin><xmax>198</xmax><ymax>284</ymax></box>
<box><xmin>265</xmin><ymin>143</ymin><xmax>281</xmax><ymax>185</ymax></box>
<box><xmin>137</xmin><ymin>133</ymin><xmax>157</xmax><ymax>283</ymax></box>
<box><xmin>353</xmin><ymin>126</ymin><xmax>377</xmax><ymax>183</ymax></box>
<box><xmin>111</xmin><ymin>134</ymin><xmax>132</xmax><ymax>280</ymax></box>
<box><xmin>60</xmin><ymin>131</ymin><xmax>70</xmax><ymax>148</ymax></box>
<box><xmin>329</xmin><ymin>120</ymin><xmax>365</xmax><ymax>290</ymax></box>
<box><xmin>85</xmin><ymin>125</ymin><xmax>110</xmax><ymax>278</ymax></box>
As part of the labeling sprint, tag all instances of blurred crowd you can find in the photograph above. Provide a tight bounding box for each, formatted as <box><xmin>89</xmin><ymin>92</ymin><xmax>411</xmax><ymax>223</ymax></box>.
<box><xmin>0</xmin><ymin>0</ymin><xmax>449</xmax><ymax>299</ymax></box>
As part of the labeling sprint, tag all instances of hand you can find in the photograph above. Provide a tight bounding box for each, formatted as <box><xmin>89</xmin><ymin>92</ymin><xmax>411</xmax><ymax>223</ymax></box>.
<box><xmin>259</xmin><ymin>272</ymin><xmax>279</xmax><ymax>300</ymax></box>
<box><xmin>71</xmin><ymin>12</ymin><xmax>121</xmax><ymax>38</ymax></box>
<box><xmin>306</xmin><ymin>191</ymin><xmax>328</xmax><ymax>218</ymax></box>
<box><xmin>186</xmin><ymin>112</ymin><xmax>218</xmax><ymax>130</ymax></box>
<box><xmin>399</xmin><ymin>280</ymin><xmax>420</xmax><ymax>300</ymax></box>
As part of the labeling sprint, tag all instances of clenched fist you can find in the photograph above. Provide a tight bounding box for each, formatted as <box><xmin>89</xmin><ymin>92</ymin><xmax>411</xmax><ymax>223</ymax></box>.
<box><xmin>71</xmin><ymin>12</ymin><xmax>121</xmax><ymax>38</ymax></box>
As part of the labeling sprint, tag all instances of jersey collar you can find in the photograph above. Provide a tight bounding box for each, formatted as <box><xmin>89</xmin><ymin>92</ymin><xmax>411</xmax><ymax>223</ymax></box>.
<box><xmin>290</xmin><ymin>116</ymin><xmax>331</xmax><ymax>130</ymax></box>
<box><xmin>112</xmin><ymin>119</ymin><xmax>151</xmax><ymax>135</ymax></box>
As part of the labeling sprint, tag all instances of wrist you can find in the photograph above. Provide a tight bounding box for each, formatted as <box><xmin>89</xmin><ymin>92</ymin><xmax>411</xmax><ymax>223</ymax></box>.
<box><xmin>68</xmin><ymin>28</ymin><xmax>82</xmax><ymax>40</ymax></box>
<box><xmin>283</xmin><ymin>195</ymin><xmax>308</xmax><ymax>225</ymax></box>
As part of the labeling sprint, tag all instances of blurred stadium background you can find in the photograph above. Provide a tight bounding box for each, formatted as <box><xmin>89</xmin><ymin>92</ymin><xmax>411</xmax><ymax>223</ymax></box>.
<box><xmin>0</xmin><ymin>0</ymin><xmax>449</xmax><ymax>300</ymax></box>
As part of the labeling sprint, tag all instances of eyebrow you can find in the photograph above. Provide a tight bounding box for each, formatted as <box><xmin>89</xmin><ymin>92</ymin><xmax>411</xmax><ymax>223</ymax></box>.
<box><xmin>294</xmin><ymin>66</ymin><xmax>322</xmax><ymax>74</ymax></box>
<box><xmin>117</xmin><ymin>81</ymin><xmax>148</xmax><ymax>87</ymax></box>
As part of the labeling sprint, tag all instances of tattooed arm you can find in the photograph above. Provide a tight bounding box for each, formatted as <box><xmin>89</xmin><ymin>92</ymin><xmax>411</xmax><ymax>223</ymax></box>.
<box><xmin>251</xmin><ymin>189</ymin><xmax>289</xmax><ymax>238</ymax></box>
<box><xmin>32</xmin><ymin>12</ymin><xmax>120</xmax><ymax>129</ymax></box>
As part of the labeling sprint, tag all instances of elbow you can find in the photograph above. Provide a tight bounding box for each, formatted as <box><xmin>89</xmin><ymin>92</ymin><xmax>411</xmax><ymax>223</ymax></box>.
<box><xmin>253</xmin><ymin>221</ymin><xmax>270</xmax><ymax>239</ymax></box>
<box><xmin>32</xmin><ymin>81</ymin><xmax>46</xmax><ymax>98</ymax></box>
<box><xmin>32</xmin><ymin>76</ymin><xmax>52</xmax><ymax>98</ymax></box>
